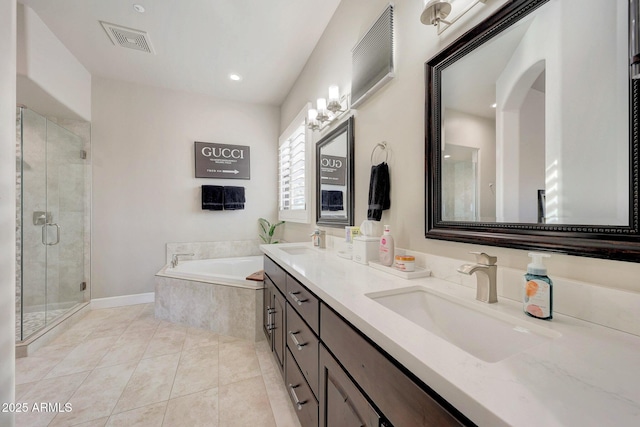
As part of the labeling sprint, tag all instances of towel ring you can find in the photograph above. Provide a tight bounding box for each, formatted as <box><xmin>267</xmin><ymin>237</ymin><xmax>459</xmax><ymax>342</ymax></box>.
<box><xmin>371</xmin><ymin>141</ymin><xmax>389</xmax><ymax>165</ymax></box>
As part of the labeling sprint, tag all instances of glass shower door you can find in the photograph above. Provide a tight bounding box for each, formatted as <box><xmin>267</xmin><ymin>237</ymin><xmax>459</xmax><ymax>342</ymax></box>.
<box><xmin>45</xmin><ymin>119</ymin><xmax>86</xmax><ymax>324</ymax></box>
<box><xmin>19</xmin><ymin>108</ymin><xmax>86</xmax><ymax>341</ymax></box>
<box><xmin>20</xmin><ymin>108</ymin><xmax>47</xmax><ymax>340</ymax></box>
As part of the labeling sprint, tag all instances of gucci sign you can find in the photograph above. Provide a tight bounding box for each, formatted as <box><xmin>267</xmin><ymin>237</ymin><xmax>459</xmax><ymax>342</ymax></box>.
<box><xmin>195</xmin><ymin>141</ymin><xmax>250</xmax><ymax>179</ymax></box>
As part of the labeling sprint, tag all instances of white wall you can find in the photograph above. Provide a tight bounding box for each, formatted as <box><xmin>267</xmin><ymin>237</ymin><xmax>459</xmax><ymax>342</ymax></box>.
<box><xmin>497</xmin><ymin>0</ymin><xmax>627</xmax><ymax>225</ymax></box>
<box><xmin>0</xmin><ymin>0</ymin><xmax>16</xmax><ymax>425</ymax></box>
<box><xmin>17</xmin><ymin>4</ymin><xmax>91</xmax><ymax>121</ymax></box>
<box><xmin>279</xmin><ymin>0</ymin><xmax>640</xmax><ymax>292</ymax></box>
<box><xmin>558</xmin><ymin>0</ymin><xmax>628</xmax><ymax>225</ymax></box>
<box><xmin>91</xmin><ymin>77</ymin><xmax>279</xmax><ymax>299</ymax></box>
<box><xmin>518</xmin><ymin>88</ymin><xmax>545</xmax><ymax>223</ymax></box>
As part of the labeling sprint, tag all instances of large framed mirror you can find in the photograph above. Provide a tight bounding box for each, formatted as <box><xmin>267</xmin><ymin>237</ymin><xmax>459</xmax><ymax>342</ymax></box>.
<box><xmin>316</xmin><ymin>116</ymin><xmax>355</xmax><ymax>227</ymax></box>
<box><xmin>426</xmin><ymin>0</ymin><xmax>640</xmax><ymax>262</ymax></box>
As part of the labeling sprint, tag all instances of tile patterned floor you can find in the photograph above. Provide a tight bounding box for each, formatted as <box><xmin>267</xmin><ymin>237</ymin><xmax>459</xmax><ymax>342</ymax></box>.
<box><xmin>15</xmin><ymin>303</ymin><xmax>301</xmax><ymax>427</ymax></box>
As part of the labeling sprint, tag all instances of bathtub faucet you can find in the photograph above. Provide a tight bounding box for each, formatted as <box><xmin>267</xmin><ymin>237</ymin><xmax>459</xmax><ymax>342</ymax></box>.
<box><xmin>171</xmin><ymin>253</ymin><xmax>194</xmax><ymax>268</ymax></box>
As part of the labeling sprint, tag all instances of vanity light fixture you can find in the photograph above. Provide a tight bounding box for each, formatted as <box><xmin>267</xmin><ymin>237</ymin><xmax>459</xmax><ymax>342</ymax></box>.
<box><xmin>307</xmin><ymin>85</ymin><xmax>350</xmax><ymax>131</ymax></box>
<box><xmin>421</xmin><ymin>0</ymin><xmax>487</xmax><ymax>34</ymax></box>
<box><xmin>307</xmin><ymin>109</ymin><xmax>320</xmax><ymax>131</ymax></box>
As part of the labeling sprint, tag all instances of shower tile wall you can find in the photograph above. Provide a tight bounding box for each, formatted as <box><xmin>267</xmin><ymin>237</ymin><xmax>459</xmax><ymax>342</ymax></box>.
<box><xmin>16</xmin><ymin>108</ymin><xmax>91</xmax><ymax>340</ymax></box>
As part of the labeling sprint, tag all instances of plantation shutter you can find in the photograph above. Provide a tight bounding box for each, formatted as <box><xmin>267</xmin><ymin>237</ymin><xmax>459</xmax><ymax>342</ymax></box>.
<box><xmin>278</xmin><ymin>104</ymin><xmax>311</xmax><ymax>223</ymax></box>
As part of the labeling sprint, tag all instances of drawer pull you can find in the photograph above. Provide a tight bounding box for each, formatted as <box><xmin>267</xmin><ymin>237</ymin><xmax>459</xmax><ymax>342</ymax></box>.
<box><xmin>288</xmin><ymin>291</ymin><xmax>308</xmax><ymax>306</ymax></box>
<box><xmin>288</xmin><ymin>330</ymin><xmax>307</xmax><ymax>350</ymax></box>
<box><xmin>266</xmin><ymin>307</ymin><xmax>274</xmax><ymax>331</ymax></box>
<box><xmin>288</xmin><ymin>383</ymin><xmax>307</xmax><ymax>410</ymax></box>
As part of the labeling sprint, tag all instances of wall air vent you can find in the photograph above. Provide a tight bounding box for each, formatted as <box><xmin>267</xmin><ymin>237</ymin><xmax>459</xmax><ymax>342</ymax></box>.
<box><xmin>351</xmin><ymin>4</ymin><xmax>395</xmax><ymax>109</ymax></box>
<box><xmin>100</xmin><ymin>21</ymin><xmax>155</xmax><ymax>54</ymax></box>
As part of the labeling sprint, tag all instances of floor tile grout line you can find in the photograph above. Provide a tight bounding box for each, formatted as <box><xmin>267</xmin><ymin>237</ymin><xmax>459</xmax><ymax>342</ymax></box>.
<box><xmin>108</xmin><ymin>336</ymin><xmax>184</xmax><ymax>417</ymax></box>
<box><xmin>106</xmin><ymin>316</ymin><xmax>171</xmax><ymax>420</ymax></box>
<box><xmin>255</xmin><ymin>346</ymin><xmax>282</xmax><ymax>427</ymax></box>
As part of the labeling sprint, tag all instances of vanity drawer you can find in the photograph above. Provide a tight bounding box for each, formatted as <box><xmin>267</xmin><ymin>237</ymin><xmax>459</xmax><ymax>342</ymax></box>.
<box><xmin>320</xmin><ymin>304</ymin><xmax>464</xmax><ymax>427</ymax></box>
<box><xmin>286</xmin><ymin>275</ymin><xmax>319</xmax><ymax>334</ymax></box>
<box><xmin>264</xmin><ymin>255</ymin><xmax>286</xmax><ymax>293</ymax></box>
<box><xmin>286</xmin><ymin>349</ymin><xmax>319</xmax><ymax>427</ymax></box>
<box><xmin>287</xmin><ymin>304</ymin><xmax>319</xmax><ymax>397</ymax></box>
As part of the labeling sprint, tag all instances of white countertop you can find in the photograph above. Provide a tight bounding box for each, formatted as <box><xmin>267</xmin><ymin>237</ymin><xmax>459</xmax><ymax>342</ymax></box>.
<box><xmin>261</xmin><ymin>242</ymin><xmax>640</xmax><ymax>427</ymax></box>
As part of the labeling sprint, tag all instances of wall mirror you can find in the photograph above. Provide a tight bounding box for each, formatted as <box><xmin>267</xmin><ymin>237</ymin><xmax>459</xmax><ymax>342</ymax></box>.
<box><xmin>426</xmin><ymin>0</ymin><xmax>640</xmax><ymax>262</ymax></box>
<box><xmin>316</xmin><ymin>116</ymin><xmax>355</xmax><ymax>227</ymax></box>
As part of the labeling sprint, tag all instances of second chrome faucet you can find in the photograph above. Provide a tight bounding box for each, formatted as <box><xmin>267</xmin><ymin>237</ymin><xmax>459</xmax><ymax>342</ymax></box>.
<box><xmin>457</xmin><ymin>252</ymin><xmax>498</xmax><ymax>303</ymax></box>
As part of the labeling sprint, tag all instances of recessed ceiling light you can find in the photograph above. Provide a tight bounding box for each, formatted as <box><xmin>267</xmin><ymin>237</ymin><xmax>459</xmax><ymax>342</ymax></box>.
<box><xmin>229</xmin><ymin>73</ymin><xmax>242</xmax><ymax>81</ymax></box>
<box><xmin>133</xmin><ymin>4</ymin><xmax>145</xmax><ymax>13</ymax></box>
<box><xmin>491</xmin><ymin>103</ymin><xmax>497</xmax><ymax>108</ymax></box>
<box><xmin>444</xmin><ymin>154</ymin><xmax>451</xmax><ymax>159</ymax></box>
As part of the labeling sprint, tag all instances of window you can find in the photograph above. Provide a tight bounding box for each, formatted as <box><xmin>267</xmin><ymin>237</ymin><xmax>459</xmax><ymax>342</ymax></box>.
<box><xmin>279</xmin><ymin>104</ymin><xmax>312</xmax><ymax>223</ymax></box>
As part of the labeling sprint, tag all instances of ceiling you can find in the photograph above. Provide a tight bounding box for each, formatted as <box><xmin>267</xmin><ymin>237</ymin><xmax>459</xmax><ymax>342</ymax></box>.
<box><xmin>20</xmin><ymin>0</ymin><xmax>341</xmax><ymax>106</ymax></box>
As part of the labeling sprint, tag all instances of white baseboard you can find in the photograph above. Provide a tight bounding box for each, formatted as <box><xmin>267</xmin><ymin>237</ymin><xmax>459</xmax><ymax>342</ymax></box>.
<box><xmin>90</xmin><ymin>292</ymin><xmax>155</xmax><ymax>310</ymax></box>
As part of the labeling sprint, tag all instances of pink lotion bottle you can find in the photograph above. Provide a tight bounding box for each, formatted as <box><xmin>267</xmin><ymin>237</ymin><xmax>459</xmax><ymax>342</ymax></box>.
<box><xmin>379</xmin><ymin>225</ymin><xmax>395</xmax><ymax>266</ymax></box>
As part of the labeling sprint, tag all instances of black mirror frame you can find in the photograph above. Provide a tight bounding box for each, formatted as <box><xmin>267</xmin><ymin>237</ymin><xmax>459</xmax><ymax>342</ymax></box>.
<box><xmin>425</xmin><ymin>0</ymin><xmax>640</xmax><ymax>263</ymax></box>
<box><xmin>316</xmin><ymin>116</ymin><xmax>355</xmax><ymax>228</ymax></box>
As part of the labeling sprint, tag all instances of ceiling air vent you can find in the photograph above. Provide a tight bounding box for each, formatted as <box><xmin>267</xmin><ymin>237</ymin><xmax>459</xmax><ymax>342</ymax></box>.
<box><xmin>100</xmin><ymin>21</ymin><xmax>155</xmax><ymax>54</ymax></box>
<box><xmin>351</xmin><ymin>4</ymin><xmax>395</xmax><ymax>109</ymax></box>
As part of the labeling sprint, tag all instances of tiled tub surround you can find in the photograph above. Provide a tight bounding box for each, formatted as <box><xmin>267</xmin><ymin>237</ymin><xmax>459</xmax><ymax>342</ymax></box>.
<box><xmin>164</xmin><ymin>240</ymin><xmax>263</xmax><ymax>264</ymax></box>
<box><xmin>155</xmin><ymin>240</ymin><xmax>265</xmax><ymax>342</ymax></box>
<box><xmin>261</xmin><ymin>242</ymin><xmax>640</xmax><ymax>426</ymax></box>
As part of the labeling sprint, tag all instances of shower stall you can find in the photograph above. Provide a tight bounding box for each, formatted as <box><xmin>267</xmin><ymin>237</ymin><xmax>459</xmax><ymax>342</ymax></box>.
<box><xmin>16</xmin><ymin>106</ymin><xmax>91</xmax><ymax>342</ymax></box>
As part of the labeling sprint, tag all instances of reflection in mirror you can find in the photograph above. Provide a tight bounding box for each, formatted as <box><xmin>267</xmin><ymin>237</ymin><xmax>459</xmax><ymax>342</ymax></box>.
<box><xmin>316</xmin><ymin>117</ymin><xmax>354</xmax><ymax>227</ymax></box>
<box><xmin>426</xmin><ymin>0</ymin><xmax>640</xmax><ymax>262</ymax></box>
<box><xmin>439</xmin><ymin>0</ymin><xmax>628</xmax><ymax>225</ymax></box>
<box><xmin>442</xmin><ymin>145</ymin><xmax>481</xmax><ymax>222</ymax></box>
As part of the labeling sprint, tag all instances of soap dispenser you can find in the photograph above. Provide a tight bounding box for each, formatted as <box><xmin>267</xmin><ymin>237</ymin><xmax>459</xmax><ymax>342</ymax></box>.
<box><xmin>523</xmin><ymin>252</ymin><xmax>553</xmax><ymax>320</ymax></box>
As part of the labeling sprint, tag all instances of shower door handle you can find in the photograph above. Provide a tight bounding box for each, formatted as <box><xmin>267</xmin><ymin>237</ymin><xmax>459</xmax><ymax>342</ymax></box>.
<box><xmin>42</xmin><ymin>223</ymin><xmax>61</xmax><ymax>246</ymax></box>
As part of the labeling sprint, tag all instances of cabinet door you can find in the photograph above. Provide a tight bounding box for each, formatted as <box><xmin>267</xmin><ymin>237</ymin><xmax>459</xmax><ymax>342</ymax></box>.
<box><xmin>321</xmin><ymin>304</ymin><xmax>464</xmax><ymax>426</ymax></box>
<box><xmin>263</xmin><ymin>280</ymin><xmax>274</xmax><ymax>348</ymax></box>
<box><xmin>319</xmin><ymin>345</ymin><xmax>380</xmax><ymax>427</ymax></box>
<box><xmin>272</xmin><ymin>286</ymin><xmax>286</xmax><ymax>373</ymax></box>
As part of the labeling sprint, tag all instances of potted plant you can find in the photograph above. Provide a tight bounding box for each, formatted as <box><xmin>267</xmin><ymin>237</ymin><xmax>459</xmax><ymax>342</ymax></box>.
<box><xmin>258</xmin><ymin>218</ymin><xmax>285</xmax><ymax>244</ymax></box>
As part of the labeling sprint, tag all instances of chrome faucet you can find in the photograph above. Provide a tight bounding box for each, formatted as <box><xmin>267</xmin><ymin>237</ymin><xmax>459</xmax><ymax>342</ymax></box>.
<box><xmin>171</xmin><ymin>253</ymin><xmax>194</xmax><ymax>268</ymax></box>
<box><xmin>457</xmin><ymin>252</ymin><xmax>498</xmax><ymax>303</ymax></box>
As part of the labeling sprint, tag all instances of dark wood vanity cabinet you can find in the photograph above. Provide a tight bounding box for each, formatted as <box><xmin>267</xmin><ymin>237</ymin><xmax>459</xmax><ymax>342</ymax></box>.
<box><xmin>263</xmin><ymin>255</ymin><xmax>470</xmax><ymax>427</ymax></box>
<box><xmin>319</xmin><ymin>344</ymin><xmax>382</xmax><ymax>427</ymax></box>
<box><xmin>321</xmin><ymin>304</ymin><xmax>466</xmax><ymax>427</ymax></box>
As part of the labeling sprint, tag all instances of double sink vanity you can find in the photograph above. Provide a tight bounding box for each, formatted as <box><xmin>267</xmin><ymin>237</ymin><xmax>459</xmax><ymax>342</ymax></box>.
<box><xmin>260</xmin><ymin>242</ymin><xmax>640</xmax><ymax>427</ymax></box>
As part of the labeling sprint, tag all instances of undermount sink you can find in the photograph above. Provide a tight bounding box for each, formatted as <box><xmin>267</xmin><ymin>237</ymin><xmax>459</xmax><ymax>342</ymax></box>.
<box><xmin>279</xmin><ymin>246</ymin><xmax>317</xmax><ymax>256</ymax></box>
<box><xmin>366</xmin><ymin>286</ymin><xmax>561</xmax><ymax>363</ymax></box>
